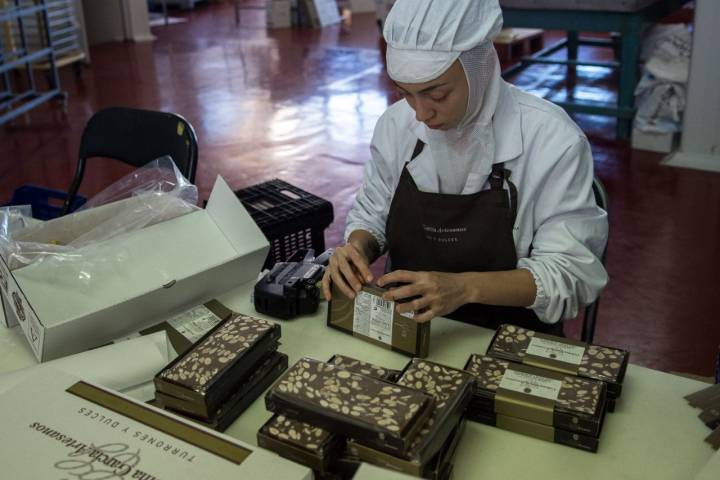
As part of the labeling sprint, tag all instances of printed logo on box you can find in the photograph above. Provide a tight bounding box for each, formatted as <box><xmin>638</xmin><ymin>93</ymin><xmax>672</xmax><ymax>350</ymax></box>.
<box><xmin>0</xmin><ymin>257</ymin><xmax>9</xmax><ymax>294</ymax></box>
<box><xmin>0</xmin><ymin>256</ymin><xmax>44</xmax><ymax>357</ymax></box>
<box><xmin>12</xmin><ymin>291</ymin><xmax>26</xmax><ymax>323</ymax></box>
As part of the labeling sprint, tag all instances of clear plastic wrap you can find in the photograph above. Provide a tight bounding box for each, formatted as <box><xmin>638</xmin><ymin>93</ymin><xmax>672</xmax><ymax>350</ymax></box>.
<box><xmin>0</xmin><ymin>156</ymin><xmax>200</xmax><ymax>277</ymax></box>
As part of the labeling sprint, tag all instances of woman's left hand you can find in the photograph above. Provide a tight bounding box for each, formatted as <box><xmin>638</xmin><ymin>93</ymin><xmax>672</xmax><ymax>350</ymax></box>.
<box><xmin>377</xmin><ymin>270</ymin><xmax>470</xmax><ymax>323</ymax></box>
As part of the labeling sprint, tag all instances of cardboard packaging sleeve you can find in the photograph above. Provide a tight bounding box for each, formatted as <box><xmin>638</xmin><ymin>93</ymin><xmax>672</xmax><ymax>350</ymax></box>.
<box><xmin>154</xmin><ymin>313</ymin><xmax>281</xmax><ymax>419</ymax></box>
<box><xmin>467</xmin><ymin>409</ymin><xmax>600</xmax><ymax>453</ymax></box>
<box><xmin>140</xmin><ymin>299</ymin><xmax>233</xmax><ymax>355</ymax></box>
<box><xmin>464</xmin><ymin>354</ymin><xmax>607</xmax><ymax>437</ymax></box>
<box><xmin>325</xmin><ymin>452</ymin><xmax>362</xmax><ymax>479</ymax></box>
<box><xmin>157</xmin><ymin>351</ymin><xmax>288</xmax><ymax>432</ymax></box>
<box><xmin>327</xmin><ymin>283</ymin><xmax>430</xmax><ymax>358</ymax></box>
<box><xmin>685</xmin><ymin>383</ymin><xmax>720</xmax><ymax>409</ymax></box>
<box><xmin>486</xmin><ymin>324</ymin><xmax>629</xmax><ymax>400</ymax></box>
<box><xmin>395</xmin><ymin>359</ymin><xmax>475</xmax><ymax>464</ymax></box>
<box><xmin>347</xmin><ymin>418</ymin><xmax>467</xmax><ymax>479</ymax></box>
<box><xmin>265</xmin><ymin>357</ymin><xmax>435</xmax><ymax>457</ymax></box>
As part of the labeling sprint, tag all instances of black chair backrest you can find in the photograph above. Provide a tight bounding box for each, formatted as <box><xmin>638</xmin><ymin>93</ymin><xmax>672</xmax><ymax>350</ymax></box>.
<box><xmin>582</xmin><ymin>175</ymin><xmax>609</xmax><ymax>343</ymax></box>
<box><xmin>62</xmin><ymin>107</ymin><xmax>198</xmax><ymax>214</ymax></box>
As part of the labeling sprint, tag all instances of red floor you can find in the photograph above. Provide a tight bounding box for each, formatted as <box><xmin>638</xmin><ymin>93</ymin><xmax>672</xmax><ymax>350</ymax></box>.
<box><xmin>1</xmin><ymin>3</ymin><xmax>718</xmax><ymax>377</ymax></box>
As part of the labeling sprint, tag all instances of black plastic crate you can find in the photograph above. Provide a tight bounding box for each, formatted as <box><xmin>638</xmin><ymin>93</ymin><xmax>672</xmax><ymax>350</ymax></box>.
<box><xmin>235</xmin><ymin>179</ymin><xmax>334</xmax><ymax>269</ymax></box>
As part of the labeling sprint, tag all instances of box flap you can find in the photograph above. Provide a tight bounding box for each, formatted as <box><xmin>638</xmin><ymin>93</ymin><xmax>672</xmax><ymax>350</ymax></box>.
<box><xmin>205</xmin><ymin>175</ymin><xmax>270</xmax><ymax>257</ymax></box>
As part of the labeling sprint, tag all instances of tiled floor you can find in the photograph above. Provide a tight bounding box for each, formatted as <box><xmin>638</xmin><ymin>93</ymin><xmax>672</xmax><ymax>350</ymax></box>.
<box><xmin>1</xmin><ymin>3</ymin><xmax>718</xmax><ymax>376</ymax></box>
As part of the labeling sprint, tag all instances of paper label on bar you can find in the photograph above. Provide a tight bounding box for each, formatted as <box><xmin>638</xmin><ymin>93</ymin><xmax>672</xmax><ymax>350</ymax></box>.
<box><xmin>527</xmin><ymin>337</ymin><xmax>585</xmax><ymax>365</ymax></box>
<box><xmin>369</xmin><ymin>295</ymin><xmax>393</xmax><ymax>344</ymax></box>
<box><xmin>353</xmin><ymin>291</ymin><xmax>394</xmax><ymax>345</ymax></box>
<box><xmin>168</xmin><ymin>305</ymin><xmax>222</xmax><ymax>343</ymax></box>
<box><xmin>500</xmin><ymin>368</ymin><xmax>562</xmax><ymax>401</ymax></box>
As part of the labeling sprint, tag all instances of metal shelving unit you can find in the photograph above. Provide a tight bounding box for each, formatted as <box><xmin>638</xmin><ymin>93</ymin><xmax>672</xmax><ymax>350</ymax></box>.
<box><xmin>0</xmin><ymin>0</ymin><xmax>66</xmax><ymax>125</ymax></box>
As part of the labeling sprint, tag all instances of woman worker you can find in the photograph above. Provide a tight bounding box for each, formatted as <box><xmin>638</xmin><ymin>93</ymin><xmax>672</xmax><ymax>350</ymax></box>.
<box><xmin>321</xmin><ymin>0</ymin><xmax>608</xmax><ymax>335</ymax></box>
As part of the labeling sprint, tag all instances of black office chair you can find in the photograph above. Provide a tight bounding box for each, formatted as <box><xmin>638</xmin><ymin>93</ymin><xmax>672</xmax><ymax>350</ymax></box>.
<box><xmin>62</xmin><ymin>107</ymin><xmax>199</xmax><ymax>215</ymax></box>
<box><xmin>581</xmin><ymin>175</ymin><xmax>609</xmax><ymax>343</ymax></box>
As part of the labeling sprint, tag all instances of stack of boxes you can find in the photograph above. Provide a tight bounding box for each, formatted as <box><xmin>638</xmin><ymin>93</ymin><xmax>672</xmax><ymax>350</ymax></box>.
<box><xmin>153</xmin><ymin>312</ymin><xmax>288</xmax><ymax>432</ymax></box>
<box><xmin>685</xmin><ymin>383</ymin><xmax>720</xmax><ymax>449</ymax></box>
<box><xmin>258</xmin><ymin>355</ymin><xmax>470</xmax><ymax>479</ymax></box>
<box><xmin>464</xmin><ymin>324</ymin><xmax>629</xmax><ymax>452</ymax></box>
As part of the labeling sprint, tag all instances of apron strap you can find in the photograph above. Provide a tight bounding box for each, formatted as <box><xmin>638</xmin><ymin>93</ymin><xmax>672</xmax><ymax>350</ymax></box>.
<box><xmin>411</xmin><ymin>139</ymin><xmax>425</xmax><ymax>161</ymax></box>
<box><xmin>489</xmin><ymin>164</ymin><xmax>505</xmax><ymax>190</ymax></box>
<box><xmin>490</xmin><ymin>164</ymin><xmax>519</xmax><ymax>221</ymax></box>
<box><xmin>409</xmin><ymin>140</ymin><xmax>518</xmax><ymax>220</ymax></box>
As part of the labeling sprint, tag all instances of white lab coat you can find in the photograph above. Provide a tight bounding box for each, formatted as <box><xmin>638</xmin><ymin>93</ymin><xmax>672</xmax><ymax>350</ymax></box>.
<box><xmin>346</xmin><ymin>81</ymin><xmax>609</xmax><ymax>324</ymax></box>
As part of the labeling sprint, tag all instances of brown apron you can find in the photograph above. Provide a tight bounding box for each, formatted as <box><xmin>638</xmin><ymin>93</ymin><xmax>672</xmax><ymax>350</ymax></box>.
<box><xmin>385</xmin><ymin>140</ymin><xmax>563</xmax><ymax>335</ymax></box>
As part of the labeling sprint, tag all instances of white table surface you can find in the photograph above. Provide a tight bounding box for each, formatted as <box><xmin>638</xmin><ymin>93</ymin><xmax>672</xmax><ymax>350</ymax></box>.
<box><xmin>1</xmin><ymin>280</ymin><xmax>717</xmax><ymax>479</ymax></box>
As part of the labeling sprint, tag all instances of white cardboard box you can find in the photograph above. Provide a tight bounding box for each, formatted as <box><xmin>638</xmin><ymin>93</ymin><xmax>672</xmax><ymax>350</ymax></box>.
<box><xmin>0</xmin><ymin>176</ymin><xmax>269</xmax><ymax>362</ymax></box>
<box><xmin>267</xmin><ymin>0</ymin><xmax>292</xmax><ymax>28</ymax></box>
<box><xmin>631</xmin><ymin>127</ymin><xmax>678</xmax><ymax>154</ymax></box>
<box><xmin>0</xmin><ymin>368</ymin><xmax>311</xmax><ymax>479</ymax></box>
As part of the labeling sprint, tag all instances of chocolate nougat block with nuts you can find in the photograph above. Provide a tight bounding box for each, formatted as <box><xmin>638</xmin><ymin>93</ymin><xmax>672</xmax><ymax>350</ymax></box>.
<box><xmin>328</xmin><ymin>354</ymin><xmax>401</xmax><ymax>382</ymax></box>
<box><xmin>155</xmin><ymin>313</ymin><xmax>281</xmax><ymax>419</ymax></box>
<box><xmin>464</xmin><ymin>354</ymin><xmax>607</xmax><ymax>436</ymax></box>
<box><xmin>257</xmin><ymin>414</ymin><xmax>344</xmax><ymax>473</ymax></box>
<box><xmin>265</xmin><ymin>357</ymin><xmax>434</xmax><ymax>456</ymax></box>
<box><xmin>258</xmin><ymin>355</ymin><xmax>401</xmax><ymax>473</ymax></box>
<box><xmin>396</xmin><ymin>359</ymin><xmax>475</xmax><ymax>463</ymax></box>
<box><xmin>487</xmin><ymin>324</ymin><xmax>629</xmax><ymax>399</ymax></box>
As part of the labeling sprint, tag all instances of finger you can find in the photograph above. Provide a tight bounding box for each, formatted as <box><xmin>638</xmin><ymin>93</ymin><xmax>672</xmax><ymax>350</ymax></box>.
<box><xmin>337</xmin><ymin>254</ymin><xmax>363</xmax><ymax>292</ymax></box>
<box><xmin>383</xmin><ymin>284</ymin><xmax>423</xmax><ymax>302</ymax></box>
<box><xmin>413</xmin><ymin>309</ymin><xmax>435</xmax><ymax>323</ymax></box>
<box><xmin>331</xmin><ymin>268</ymin><xmax>357</xmax><ymax>299</ymax></box>
<box><xmin>395</xmin><ymin>296</ymin><xmax>431</xmax><ymax>314</ymax></box>
<box><xmin>321</xmin><ymin>271</ymin><xmax>331</xmax><ymax>301</ymax></box>
<box><xmin>347</xmin><ymin>247</ymin><xmax>373</xmax><ymax>283</ymax></box>
<box><xmin>378</xmin><ymin>270</ymin><xmax>419</xmax><ymax>287</ymax></box>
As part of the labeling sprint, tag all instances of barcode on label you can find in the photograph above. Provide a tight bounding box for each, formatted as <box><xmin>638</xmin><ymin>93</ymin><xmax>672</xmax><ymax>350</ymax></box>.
<box><xmin>373</xmin><ymin>297</ymin><xmax>391</xmax><ymax>311</ymax></box>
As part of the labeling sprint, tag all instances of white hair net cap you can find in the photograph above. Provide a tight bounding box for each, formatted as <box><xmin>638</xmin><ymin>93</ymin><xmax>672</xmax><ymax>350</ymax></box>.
<box><xmin>383</xmin><ymin>0</ymin><xmax>503</xmax><ymax>83</ymax></box>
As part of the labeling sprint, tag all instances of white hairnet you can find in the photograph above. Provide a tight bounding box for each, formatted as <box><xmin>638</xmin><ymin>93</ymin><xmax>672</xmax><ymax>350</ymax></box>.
<box><xmin>384</xmin><ymin>0</ymin><xmax>502</xmax><ymax>84</ymax></box>
<box><xmin>424</xmin><ymin>41</ymin><xmax>502</xmax><ymax>194</ymax></box>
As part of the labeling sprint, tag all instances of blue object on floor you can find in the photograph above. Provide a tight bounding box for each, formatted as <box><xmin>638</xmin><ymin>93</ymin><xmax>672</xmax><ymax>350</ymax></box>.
<box><xmin>5</xmin><ymin>185</ymin><xmax>87</xmax><ymax>220</ymax></box>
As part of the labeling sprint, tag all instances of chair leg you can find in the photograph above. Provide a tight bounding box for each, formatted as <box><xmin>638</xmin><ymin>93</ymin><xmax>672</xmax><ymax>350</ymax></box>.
<box><xmin>581</xmin><ymin>300</ymin><xmax>599</xmax><ymax>344</ymax></box>
<box><xmin>63</xmin><ymin>158</ymin><xmax>86</xmax><ymax>216</ymax></box>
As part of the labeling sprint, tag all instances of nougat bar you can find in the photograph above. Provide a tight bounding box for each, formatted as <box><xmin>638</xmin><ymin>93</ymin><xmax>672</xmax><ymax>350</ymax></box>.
<box><xmin>158</xmin><ymin>351</ymin><xmax>287</xmax><ymax>431</ymax></box>
<box><xmin>397</xmin><ymin>359</ymin><xmax>474</xmax><ymax>464</ymax></box>
<box><xmin>257</xmin><ymin>414</ymin><xmax>345</xmax><ymax>473</ymax></box>
<box><xmin>468</xmin><ymin>409</ymin><xmax>600</xmax><ymax>453</ymax></box>
<box><xmin>487</xmin><ymin>324</ymin><xmax>629</xmax><ymax>400</ymax></box>
<box><xmin>154</xmin><ymin>313</ymin><xmax>281</xmax><ymax>418</ymax></box>
<box><xmin>327</xmin><ymin>354</ymin><xmax>401</xmax><ymax>382</ymax></box>
<box><xmin>465</xmin><ymin>354</ymin><xmax>606</xmax><ymax>436</ymax></box>
<box><xmin>265</xmin><ymin>357</ymin><xmax>434</xmax><ymax>456</ymax></box>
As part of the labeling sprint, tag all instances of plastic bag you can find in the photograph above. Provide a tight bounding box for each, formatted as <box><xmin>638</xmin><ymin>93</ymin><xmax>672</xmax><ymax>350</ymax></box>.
<box><xmin>640</xmin><ymin>24</ymin><xmax>692</xmax><ymax>83</ymax></box>
<box><xmin>634</xmin><ymin>74</ymin><xmax>686</xmax><ymax>134</ymax></box>
<box><xmin>0</xmin><ymin>156</ymin><xmax>200</xmax><ymax>278</ymax></box>
<box><xmin>634</xmin><ymin>24</ymin><xmax>692</xmax><ymax>134</ymax></box>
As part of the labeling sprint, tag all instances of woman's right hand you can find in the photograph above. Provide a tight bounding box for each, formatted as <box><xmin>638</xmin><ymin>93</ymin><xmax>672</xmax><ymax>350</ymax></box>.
<box><xmin>321</xmin><ymin>243</ymin><xmax>374</xmax><ymax>301</ymax></box>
